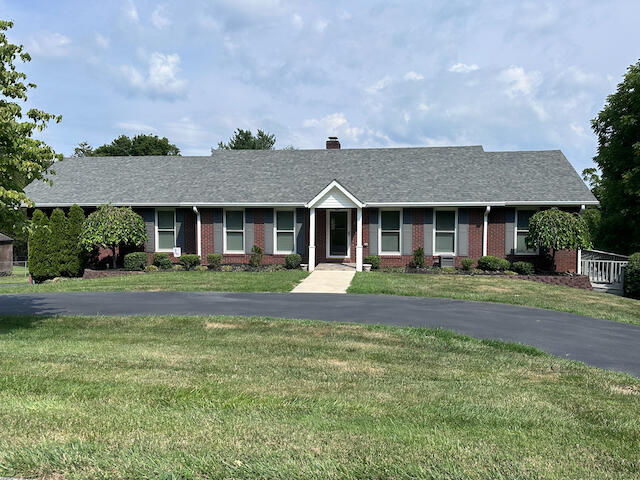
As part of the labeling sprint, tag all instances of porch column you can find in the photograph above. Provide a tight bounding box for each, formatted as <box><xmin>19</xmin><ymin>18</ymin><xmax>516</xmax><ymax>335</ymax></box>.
<box><xmin>308</xmin><ymin>207</ymin><xmax>316</xmax><ymax>271</ymax></box>
<box><xmin>356</xmin><ymin>207</ymin><xmax>363</xmax><ymax>272</ymax></box>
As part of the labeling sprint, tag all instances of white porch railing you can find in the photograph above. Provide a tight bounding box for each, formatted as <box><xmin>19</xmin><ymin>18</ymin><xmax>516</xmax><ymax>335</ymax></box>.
<box><xmin>581</xmin><ymin>259</ymin><xmax>628</xmax><ymax>293</ymax></box>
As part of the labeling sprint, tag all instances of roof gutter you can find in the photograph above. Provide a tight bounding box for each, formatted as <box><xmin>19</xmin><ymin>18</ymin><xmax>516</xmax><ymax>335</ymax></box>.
<box><xmin>192</xmin><ymin>206</ymin><xmax>201</xmax><ymax>258</ymax></box>
<box><xmin>482</xmin><ymin>206</ymin><xmax>491</xmax><ymax>257</ymax></box>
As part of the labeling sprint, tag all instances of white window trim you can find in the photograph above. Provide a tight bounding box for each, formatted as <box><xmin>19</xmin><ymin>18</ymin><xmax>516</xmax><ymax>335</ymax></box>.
<box><xmin>378</xmin><ymin>208</ymin><xmax>402</xmax><ymax>256</ymax></box>
<box><xmin>223</xmin><ymin>208</ymin><xmax>245</xmax><ymax>254</ymax></box>
<box><xmin>155</xmin><ymin>208</ymin><xmax>176</xmax><ymax>253</ymax></box>
<box><xmin>274</xmin><ymin>209</ymin><xmax>297</xmax><ymax>255</ymax></box>
<box><xmin>326</xmin><ymin>209</ymin><xmax>351</xmax><ymax>259</ymax></box>
<box><xmin>514</xmin><ymin>208</ymin><xmax>539</xmax><ymax>255</ymax></box>
<box><xmin>433</xmin><ymin>208</ymin><xmax>458</xmax><ymax>256</ymax></box>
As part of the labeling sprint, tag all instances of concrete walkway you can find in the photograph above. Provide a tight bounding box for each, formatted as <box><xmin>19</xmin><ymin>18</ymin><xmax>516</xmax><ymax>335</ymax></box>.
<box><xmin>291</xmin><ymin>270</ymin><xmax>355</xmax><ymax>293</ymax></box>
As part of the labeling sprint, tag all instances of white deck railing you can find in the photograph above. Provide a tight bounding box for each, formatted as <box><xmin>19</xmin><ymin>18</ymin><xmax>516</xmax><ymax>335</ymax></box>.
<box><xmin>581</xmin><ymin>259</ymin><xmax>627</xmax><ymax>291</ymax></box>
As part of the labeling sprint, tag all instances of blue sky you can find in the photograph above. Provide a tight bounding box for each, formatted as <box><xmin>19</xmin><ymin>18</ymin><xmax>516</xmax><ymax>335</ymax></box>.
<box><xmin>3</xmin><ymin>0</ymin><xmax>640</xmax><ymax>172</ymax></box>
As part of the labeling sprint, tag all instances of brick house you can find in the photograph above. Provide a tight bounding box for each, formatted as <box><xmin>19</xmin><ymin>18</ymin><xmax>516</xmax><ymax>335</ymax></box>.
<box><xmin>24</xmin><ymin>137</ymin><xmax>597</xmax><ymax>272</ymax></box>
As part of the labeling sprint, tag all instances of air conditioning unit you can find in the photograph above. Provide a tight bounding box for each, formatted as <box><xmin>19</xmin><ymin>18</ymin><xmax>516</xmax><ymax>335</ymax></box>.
<box><xmin>438</xmin><ymin>255</ymin><xmax>455</xmax><ymax>268</ymax></box>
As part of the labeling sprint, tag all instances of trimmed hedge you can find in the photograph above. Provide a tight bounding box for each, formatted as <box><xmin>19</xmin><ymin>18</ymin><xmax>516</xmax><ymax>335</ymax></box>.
<box><xmin>624</xmin><ymin>253</ymin><xmax>640</xmax><ymax>299</ymax></box>
<box><xmin>250</xmin><ymin>245</ymin><xmax>262</xmax><ymax>267</ymax></box>
<box><xmin>412</xmin><ymin>248</ymin><xmax>425</xmax><ymax>268</ymax></box>
<box><xmin>477</xmin><ymin>255</ymin><xmax>511</xmax><ymax>272</ymax></box>
<box><xmin>153</xmin><ymin>253</ymin><xmax>173</xmax><ymax>270</ymax></box>
<box><xmin>461</xmin><ymin>258</ymin><xmax>475</xmax><ymax>271</ymax></box>
<box><xmin>512</xmin><ymin>261</ymin><xmax>534</xmax><ymax>275</ymax></box>
<box><xmin>285</xmin><ymin>253</ymin><xmax>302</xmax><ymax>269</ymax></box>
<box><xmin>364</xmin><ymin>255</ymin><xmax>381</xmax><ymax>270</ymax></box>
<box><xmin>178</xmin><ymin>254</ymin><xmax>201</xmax><ymax>270</ymax></box>
<box><xmin>206</xmin><ymin>253</ymin><xmax>222</xmax><ymax>270</ymax></box>
<box><xmin>124</xmin><ymin>252</ymin><xmax>147</xmax><ymax>271</ymax></box>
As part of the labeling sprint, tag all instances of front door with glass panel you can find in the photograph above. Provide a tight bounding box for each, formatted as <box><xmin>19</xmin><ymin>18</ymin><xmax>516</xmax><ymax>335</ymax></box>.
<box><xmin>329</xmin><ymin>211</ymin><xmax>348</xmax><ymax>257</ymax></box>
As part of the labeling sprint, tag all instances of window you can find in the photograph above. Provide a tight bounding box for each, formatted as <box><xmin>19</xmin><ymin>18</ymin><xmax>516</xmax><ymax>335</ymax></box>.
<box><xmin>379</xmin><ymin>210</ymin><xmax>401</xmax><ymax>254</ymax></box>
<box><xmin>434</xmin><ymin>210</ymin><xmax>456</xmax><ymax>254</ymax></box>
<box><xmin>275</xmin><ymin>210</ymin><xmax>296</xmax><ymax>254</ymax></box>
<box><xmin>156</xmin><ymin>210</ymin><xmax>175</xmax><ymax>252</ymax></box>
<box><xmin>224</xmin><ymin>210</ymin><xmax>244</xmax><ymax>253</ymax></box>
<box><xmin>515</xmin><ymin>209</ymin><xmax>537</xmax><ymax>254</ymax></box>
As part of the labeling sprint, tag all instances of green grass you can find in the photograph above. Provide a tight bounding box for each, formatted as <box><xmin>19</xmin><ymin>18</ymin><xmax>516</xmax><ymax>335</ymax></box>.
<box><xmin>348</xmin><ymin>272</ymin><xmax>640</xmax><ymax>326</ymax></box>
<box><xmin>0</xmin><ymin>315</ymin><xmax>638</xmax><ymax>479</ymax></box>
<box><xmin>0</xmin><ymin>265</ymin><xmax>29</xmax><ymax>285</ymax></box>
<box><xmin>0</xmin><ymin>270</ymin><xmax>308</xmax><ymax>293</ymax></box>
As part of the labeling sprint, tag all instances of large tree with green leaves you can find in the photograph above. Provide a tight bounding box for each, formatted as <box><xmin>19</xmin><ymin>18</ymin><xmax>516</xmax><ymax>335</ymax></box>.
<box><xmin>215</xmin><ymin>129</ymin><xmax>276</xmax><ymax>151</ymax></box>
<box><xmin>88</xmin><ymin>134</ymin><xmax>180</xmax><ymax>156</ymax></box>
<box><xmin>591</xmin><ymin>60</ymin><xmax>640</xmax><ymax>255</ymax></box>
<box><xmin>0</xmin><ymin>20</ymin><xmax>62</xmax><ymax>232</ymax></box>
<box><xmin>80</xmin><ymin>205</ymin><xmax>147</xmax><ymax>269</ymax></box>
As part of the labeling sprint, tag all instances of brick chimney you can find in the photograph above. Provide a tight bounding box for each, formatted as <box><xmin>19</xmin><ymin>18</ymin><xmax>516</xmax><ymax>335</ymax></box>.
<box><xmin>326</xmin><ymin>136</ymin><xmax>341</xmax><ymax>149</ymax></box>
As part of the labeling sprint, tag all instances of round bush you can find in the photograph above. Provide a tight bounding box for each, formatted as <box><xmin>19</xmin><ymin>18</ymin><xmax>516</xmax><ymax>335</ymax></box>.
<box><xmin>123</xmin><ymin>252</ymin><xmax>147</xmax><ymax>271</ymax></box>
<box><xmin>512</xmin><ymin>261</ymin><xmax>534</xmax><ymax>275</ymax></box>
<box><xmin>178</xmin><ymin>254</ymin><xmax>201</xmax><ymax>270</ymax></box>
<box><xmin>624</xmin><ymin>253</ymin><xmax>640</xmax><ymax>299</ymax></box>
<box><xmin>172</xmin><ymin>264</ymin><xmax>185</xmax><ymax>271</ymax></box>
<box><xmin>461</xmin><ymin>258</ymin><xmax>475</xmax><ymax>271</ymax></box>
<box><xmin>364</xmin><ymin>255</ymin><xmax>381</xmax><ymax>270</ymax></box>
<box><xmin>153</xmin><ymin>252</ymin><xmax>173</xmax><ymax>270</ymax></box>
<box><xmin>285</xmin><ymin>253</ymin><xmax>302</xmax><ymax>269</ymax></box>
<box><xmin>206</xmin><ymin>253</ymin><xmax>222</xmax><ymax>270</ymax></box>
<box><xmin>145</xmin><ymin>265</ymin><xmax>159</xmax><ymax>272</ymax></box>
<box><xmin>477</xmin><ymin>255</ymin><xmax>511</xmax><ymax>272</ymax></box>
<box><xmin>195</xmin><ymin>265</ymin><xmax>208</xmax><ymax>272</ymax></box>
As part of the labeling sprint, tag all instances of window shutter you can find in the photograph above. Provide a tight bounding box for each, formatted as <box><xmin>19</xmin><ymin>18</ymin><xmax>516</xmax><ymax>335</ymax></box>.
<box><xmin>457</xmin><ymin>208</ymin><xmax>468</xmax><ymax>256</ymax></box>
<box><xmin>368</xmin><ymin>208</ymin><xmax>378</xmax><ymax>255</ymax></box>
<box><xmin>295</xmin><ymin>208</ymin><xmax>306</xmax><ymax>256</ymax></box>
<box><xmin>402</xmin><ymin>208</ymin><xmax>412</xmax><ymax>255</ymax></box>
<box><xmin>504</xmin><ymin>207</ymin><xmax>515</xmax><ymax>255</ymax></box>
<box><xmin>143</xmin><ymin>209</ymin><xmax>155</xmax><ymax>253</ymax></box>
<box><xmin>213</xmin><ymin>209</ymin><xmax>223</xmax><ymax>254</ymax></box>
<box><xmin>423</xmin><ymin>208</ymin><xmax>433</xmax><ymax>255</ymax></box>
<box><xmin>175</xmin><ymin>209</ymin><xmax>185</xmax><ymax>249</ymax></box>
<box><xmin>264</xmin><ymin>208</ymin><xmax>274</xmax><ymax>254</ymax></box>
<box><xmin>244</xmin><ymin>208</ymin><xmax>254</xmax><ymax>253</ymax></box>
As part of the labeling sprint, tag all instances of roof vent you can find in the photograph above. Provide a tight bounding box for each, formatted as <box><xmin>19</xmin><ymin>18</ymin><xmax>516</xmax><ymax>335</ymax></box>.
<box><xmin>326</xmin><ymin>136</ymin><xmax>341</xmax><ymax>149</ymax></box>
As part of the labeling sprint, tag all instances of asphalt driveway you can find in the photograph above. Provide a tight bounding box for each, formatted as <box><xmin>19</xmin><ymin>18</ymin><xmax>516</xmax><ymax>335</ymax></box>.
<box><xmin>1</xmin><ymin>291</ymin><xmax>639</xmax><ymax>377</ymax></box>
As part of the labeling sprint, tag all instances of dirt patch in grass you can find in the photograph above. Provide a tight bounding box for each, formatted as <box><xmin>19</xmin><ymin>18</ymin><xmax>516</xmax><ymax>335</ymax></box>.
<box><xmin>611</xmin><ymin>385</ymin><xmax>640</xmax><ymax>395</ymax></box>
<box><xmin>205</xmin><ymin>321</ymin><xmax>240</xmax><ymax>329</ymax></box>
<box><xmin>325</xmin><ymin>358</ymin><xmax>385</xmax><ymax>376</ymax></box>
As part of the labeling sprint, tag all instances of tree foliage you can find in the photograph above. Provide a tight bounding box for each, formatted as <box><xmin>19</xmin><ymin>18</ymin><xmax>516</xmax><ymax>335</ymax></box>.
<box><xmin>48</xmin><ymin>208</ymin><xmax>68</xmax><ymax>277</ymax></box>
<box><xmin>0</xmin><ymin>20</ymin><xmax>62</xmax><ymax>231</ymax></box>
<box><xmin>215</xmin><ymin>129</ymin><xmax>276</xmax><ymax>151</ymax></box>
<box><xmin>526</xmin><ymin>208</ymin><xmax>592</xmax><ymax>272</ymax></box>
<box><xmin>80</xmin><ymin>205</ymin><xmax>147</xmax><ymax>269</ymax></box>
<box><xmin>72</xmin><ymin>141</ymin><xmax>94</xmax><ymax>157</ymax></box>
<box><xmin>591</xmin><ymin>60</ymin><xmax>640</xmax><ymax>254</ymax></box>
<box><xmin>66</xmin><ymin>204</ymin><xmax>86</xmax><ymax>276</ymax></box>
<box><xmin>90</xmin><ymin>134</ymin><xmax>180</xmax><ymax>156</ymax></box>
<box><xmin>623</xmin><ymin>253</ymin><xmax>640</xmax><ymax>299</ymax></box>
<box><xmin>27</xmin><ymin>209</ymin><xmax>51</xmax><ymax>282</ymax></box>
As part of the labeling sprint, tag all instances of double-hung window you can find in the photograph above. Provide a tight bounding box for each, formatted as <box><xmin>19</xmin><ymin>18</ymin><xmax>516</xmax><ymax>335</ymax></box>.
<box><xmin>275</xmin><ymin>210</ymin><xmax>296</xmax><ymax>254</ymax></box>
<box><xmin>224</xmin><ymin>210</ymin><xmax>244</xmax><ymax>253</ymax></box>
<box><xmin>515</xmin><ymin>209</ymin><xmax>537</xmax><ymax>254</ymax></box>
<box><xmin>156</xmin><ymin>210</ymin><xmax>175</xmax><ymax>252</ymax></box>
<box><xmin>379</xmin><ymin>210</ymin><xmax>401</xmax><ymax>255</ymax></box>
<box><xmin>434</xmin><ymin>210</ymin><xmax>456</xmax><ymax>255</ymax></box>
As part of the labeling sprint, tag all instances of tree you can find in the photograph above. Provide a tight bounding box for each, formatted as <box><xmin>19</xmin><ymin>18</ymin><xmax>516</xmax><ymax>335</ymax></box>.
<box><xmin>0</xmin><ymin>20</ymin><xmax>62</xmax><ymax>232</ymax></box>
<box><xmin>27</xmin><ymin>209</ymin><xmax>51</xmax><ymax>282</ymax></box>
<box><xmin>92</xmin><ymin>134</ymin><xmax>180</xmax><ymax>156</ymax></box>
<box><xmin>48</xmin><ymin>208</ymin><xmax>68</xmax><ymax>277</ymax></box>
<box><xmin>591</xmin><ymin>60</ymin><xmax>640</xmax><ymax>255</ymax></box>
<box><xmin>66</xmin><ymin>204</ymin><xmax>85</xmax><ymax>276</ymax></box>
<box><xmin>526</xmin><ymin>208</ymin><xmax>592</xmax><ymax>272</ymax></box>
<box><xmin>72</xmin><ymin>141</ymin><xmax>94</xmax><ymax>157</ymax></box>
<box><xmin>215</xmin><ymin>129</ymin><xmax>276</xmax><ymax>151</ymax></box>
<box><xmin>80</xmin><ymin>205</ymin><xmax>147</xmax><ymax>269</ymax></box>
<box><xmin>581</xmin><ymin>167</ymin><xmax>603</xmax><ymax>201</ymax></box>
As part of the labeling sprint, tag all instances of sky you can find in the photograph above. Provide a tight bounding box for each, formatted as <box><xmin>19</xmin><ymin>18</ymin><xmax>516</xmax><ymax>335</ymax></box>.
<box><xmin>3</xmin><ymin>0</ymin><xmax>640</xmax><ymax>173</ymax></box>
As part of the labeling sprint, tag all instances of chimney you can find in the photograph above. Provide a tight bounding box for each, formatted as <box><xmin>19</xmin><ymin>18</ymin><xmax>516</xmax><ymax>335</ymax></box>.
<box><xmin>326</xmin><ymin>136</ymin><xmax>341</xmax><ymax>149</ymax></box>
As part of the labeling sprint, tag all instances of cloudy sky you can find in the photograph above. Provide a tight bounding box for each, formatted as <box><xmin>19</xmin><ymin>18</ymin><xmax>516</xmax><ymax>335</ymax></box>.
<box><xmin>4</xmin><ymin>0</ymin><xmax>640</xmax><ymax>172</ymax></box>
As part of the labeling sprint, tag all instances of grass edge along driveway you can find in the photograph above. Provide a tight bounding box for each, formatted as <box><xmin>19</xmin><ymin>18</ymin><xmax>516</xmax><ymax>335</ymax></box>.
<box><xmin>347</xmin><ymin>272</ymin><xmax>640</xmax><ymax>327</ymax></box>
<box><xmin>0</xmin><ymin>314</ymin><xmax>639</xmax><ymax>479</ymax></box>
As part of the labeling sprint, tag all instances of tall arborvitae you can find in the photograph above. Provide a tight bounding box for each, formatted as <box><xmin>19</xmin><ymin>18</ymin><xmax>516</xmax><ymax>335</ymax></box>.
<box><xmin>28</xmin><ymin>209</ymin><xmax>51</xmax><ymax>282</ymax></box>
<box><xmin>66</xmin><ymin>204</ymin><xmax>85</xmax><ymax>276</ymax></box>
<box><xmin>48</xmin><ymin>208</ymin><xmax>68</xmax><ymax>278</ymax></box>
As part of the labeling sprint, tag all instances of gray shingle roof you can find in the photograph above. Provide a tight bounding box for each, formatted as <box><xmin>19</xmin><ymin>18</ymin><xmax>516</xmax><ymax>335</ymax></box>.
<box><xmin>24</xmin><ymin>145</ymin><xmax>597</xmax><ymax>206</ymax></box>
<box><xmin>0</xmin><ymin>233</ymin><xmax>13</xmax><ymax>243</ymax></box>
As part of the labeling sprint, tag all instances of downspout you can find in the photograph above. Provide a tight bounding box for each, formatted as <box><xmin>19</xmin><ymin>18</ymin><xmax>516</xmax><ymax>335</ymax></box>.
<box><xmin>577</xmin><ymin>204</ymin><xmax>585</xmax><ymax>274</ymax></box>
<box><xmin>482</xmin><ymin>206</ymin><xmax>491</xmax><ymax>257</ymax></box>
<box><xmin>192</xmin><ymin>206</ymin><xmax>201</xmax><ymax>258</ymax></box>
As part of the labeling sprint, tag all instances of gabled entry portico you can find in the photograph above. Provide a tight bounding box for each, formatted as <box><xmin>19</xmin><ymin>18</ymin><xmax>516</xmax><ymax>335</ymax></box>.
<box><xmin>306</xmin><ymin>180</ymin><xmax>364</xmax><ymax>272</ymax></box>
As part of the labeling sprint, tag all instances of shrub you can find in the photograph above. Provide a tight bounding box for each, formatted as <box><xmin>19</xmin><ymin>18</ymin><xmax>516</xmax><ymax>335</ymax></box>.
<box><xmin>66</xmin><ymin>204</ymin><xmax>85</xmax><ymax>277</ymax></box>
<box><xmin>512</xmin><ymin>261</ymin><xmax>534</xmax><ymax>275</ymax></box>
<box><xmin>624</xmin><ymin>253</ymin><xmax>640</xmax><ymax>299</ymax></box>
<box><xmin>503</xmin><ymin>270</ymin><xmax>518</xmax><ymax>276</ymax></box>
<box><xmin>195</xmin><ymin>265</ymin><xmax>208</xmax><ymax>272</ymax></box>
<box><xmin>412</xmin><ymin>247</ymin><xmax>425</xmax><ymax>268</ymax></box>
<box><xmin>173</xmin><ymin>264</ymin><xmax>184</xmax><ymax>271</ymax></box>
<box><xmin>48</xmin><ymin>208</ymin><xmax>68</xmax><ymax>277</ymax></box>
<box><xmin>179</xmin><ymin>254</ymin><xmax>200</xmax><ymax>270</ymax></box>
<box><xmin>153</xmin><ymin>252</ymin><xmax>173</xmax><ymax>270</ymax></box>
<box><xmin>477</xmin><ymin>255</ymin><xmax>510</xmax><ymax>271</ymax></box>
<box><xmin>206</xmin><ymin>253</ymin><xmax>222</xmax><ymax>270</ymax></box>
<box><xmin>124</xmin><ymin>252</ymin><xmax>147</xmax><ymax>271</ymax></box>
<box><xmin>249</xmin><ymin>245</ymin><xmax>262</xmax><ymax>267</ymax></box>
<box><xmin>221</xmin><ymin>265</ymin><xmax>233</xmax><ymax>272</ymax></box>
<box><xmin>461</xmin><ymin>258</ymin><xmax>475</xmax><ymax>271</ymax></box>
<box><xmin>145</xmin><ymin>265</ymin><xmax>159</xmax><ymax>272</ymax></box>
<box><xmin>285</xmin><ymin>253</ymin><xmax>302</xmax><ymax>269</ymax></box>
<box><xmin>441</xmin><ymin>266</ymin><xmax>456</xmax><ymax>274</ymax></box>
<box><xmin>364</xmin><ymin>255</ymin><xmax>381</xmax><ymax>269</ymax></box>
<box><xmin>28</xmin><ymin>209</ymin><xmax>52</xmax><ymax>283</ymax></box>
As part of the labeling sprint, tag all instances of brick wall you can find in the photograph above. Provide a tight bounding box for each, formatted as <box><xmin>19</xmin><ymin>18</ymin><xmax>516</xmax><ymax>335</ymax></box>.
<box><xmin>487</xmin><ymin>207</ymin><xmax>505</xmax><ymax>258</ymax></box>
<box><xmin>201</xmin><ymin>208</ymin><xmax>214</xmax><ymax>264</ymax></box>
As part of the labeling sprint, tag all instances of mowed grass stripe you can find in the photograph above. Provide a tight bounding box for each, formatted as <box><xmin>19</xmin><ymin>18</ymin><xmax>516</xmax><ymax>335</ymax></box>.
<box><xmin>0</xmin><ymin>315</ymin><xmax>638</xmax><ymax>479</ymax></box>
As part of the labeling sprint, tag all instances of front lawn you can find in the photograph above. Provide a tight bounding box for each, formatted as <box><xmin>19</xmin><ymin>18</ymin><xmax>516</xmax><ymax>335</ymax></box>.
<box><xmin>0</xmin><ymin>270</ymin><xmax>308</xmax><ymax>294</ymax></box>
<box><xmin>0</xmin><ymin>315</ymin><xmax>638</xmax><ymax>479</ymax></box>
<box><xmin>348</xmin><ymin>272</ymin><xmax>640</xmax><ymax>327</ymax></box>
<box><xmin>0</xmin><ymin>265</ymin><xmax>29</xmax><ymax>285</ymax></box>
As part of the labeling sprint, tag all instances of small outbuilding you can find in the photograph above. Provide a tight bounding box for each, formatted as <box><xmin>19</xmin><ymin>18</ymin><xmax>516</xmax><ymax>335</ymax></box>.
<box><xmin>0</xmin><ymin>233</ymin><xmax>13</xmax><ymax>276</ymax></box>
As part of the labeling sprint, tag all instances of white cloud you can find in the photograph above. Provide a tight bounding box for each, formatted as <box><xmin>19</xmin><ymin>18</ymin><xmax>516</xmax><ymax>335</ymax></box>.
<box><xmin>499</xmin><ymin>65</ymin><xmax>542</xmax><ymax>97</ymax></box>
<box><xmin>28</xmin><ymin>32</ymin><xmax>72</xmax><ymax>57</ymax></box>
<box><xmin>403</xmin><ymin>71</ymin><xmax>424</xmax><ymax>81</ymax></box>
<box><xmin>123</xmin><ymin>0</ymin><xmax>139</xmax><ymax>23</ymax></box>
<box><xmin>449</xmin><ymin>62</ymin><xmax>479</xmax><ymax>73</ymax></box>
<box><xmin>418</xmin><ymin>102</ymin><xmax>431</xmax><ymax>112</ymax></box>
<box><xmin>563</xmin><ymin>66</ymin><xmax>599</xmax><ymax>86</ymax></box>
<box><xmin>292</xmin><ymin>13</ymin><xmax>303</xmax><ymax>30</ymax></box>
<box><xmin>315</xmin><ymin>19</ymin><xmax>328</xmax><ymax>33</ymax></box>
<box><xmin>365</xmin><ymin>76</ymin><xmax>393</xmax><ymax>94</ymax></box>
<box><xmin>164</xmin><ymin>117</ymin><xmax>210</xmax><ymax>147</ymax></box>
<box><xmin>119</xmin><ymin>52</ymin><xmax>187</xmax><ymax>99</ymax></box>
<box><xmin>151</xmin><ymin>5</ymin><xmax>171</xmax><ymax>29</ymax></box>
<box><xmin>116</xmin><ymin>121</ymin><xmax>156</xmax><ymax>132</ymax></box>
<box><xmin>403</xmin><ymin>111</ymin><xmax>410</xmax><ymax>124</ymax></box>
<box><xmin>302</xmin><ymin>112</ymin><xmax>364</xmax><ymax>140</ymax></box>
<box><xmin>95</xmin><ymin>33</ymin><xmax>109</xmax><ymax>49</ymax></box>
<box><xmin>570</xmin><ymin>122</ymin><xmax>588</xmax><ymax>137</ymax></box>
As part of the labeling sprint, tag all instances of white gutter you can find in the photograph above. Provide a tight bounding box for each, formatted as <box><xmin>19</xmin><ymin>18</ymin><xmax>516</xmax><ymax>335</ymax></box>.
<box><xmin>482</xmin><ymin>206</ymin><xmax>491</xmax><ymax>257</ymax></box>
<box><xmin>577</xmin><ymin>204</ymin><xmax>586</xmax><ymax>274</ymax></box>
<box><xmin>192</xmin><ymin>206</ymin><xmax>201</xmax><ymax>258</ymax></box>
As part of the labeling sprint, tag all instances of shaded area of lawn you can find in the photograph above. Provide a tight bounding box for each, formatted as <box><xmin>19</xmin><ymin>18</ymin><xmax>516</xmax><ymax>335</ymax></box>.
<box><xmin>0</xmin><ymin>270</ymin><xmax>308</xmax><ymax>293</ymax></box>
<box><xmin>0</xmin><ymin>265</ymin><xmax>29</xmax><ymax>285</ymax></box>
<box><xmin>348</xmin><ymin>272</ymin><xmax>640</xmax><ymax>327</ymax></box>
<box><xmin>0</xmin><ymin>315</ymin><xmax>638</xmax><ymax>479</ymax></box>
